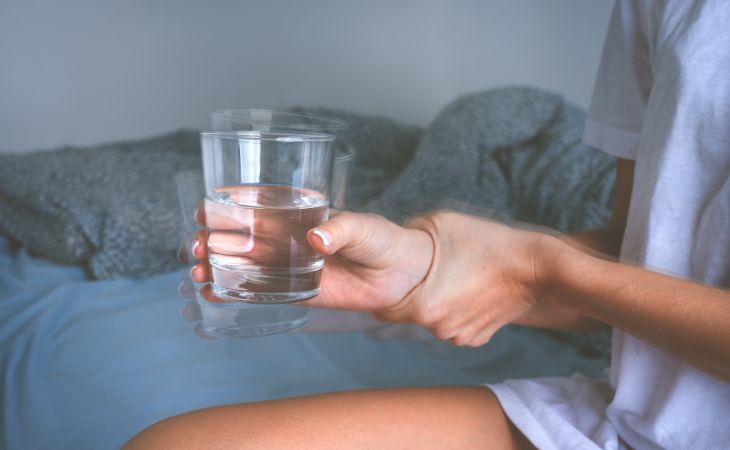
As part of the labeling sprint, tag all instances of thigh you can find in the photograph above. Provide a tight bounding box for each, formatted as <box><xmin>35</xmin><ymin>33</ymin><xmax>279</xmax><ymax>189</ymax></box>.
<box><xmin>125</xmin><ymin>386</ymin><xmax>534</xmax><ymax>450</ymax></box>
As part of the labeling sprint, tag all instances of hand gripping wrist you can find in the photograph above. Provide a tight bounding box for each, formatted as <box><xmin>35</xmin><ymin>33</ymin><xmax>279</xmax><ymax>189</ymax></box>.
<box><xmin>374</xmin><ymin>211</ymin><xmax>545</xmax><ymax>346</ymax></box>
<box><xmin>373</xmin><ymin>212</ymin><xmax>444</xmax><ymax>325</ymax></box>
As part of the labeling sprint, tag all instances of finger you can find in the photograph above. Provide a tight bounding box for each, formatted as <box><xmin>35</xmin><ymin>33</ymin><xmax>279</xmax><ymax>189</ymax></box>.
<box><xmin>307</xmin><ymin>212</ymin><xmax>394</xmax><ymax>259</ymax></box>
<box><xmin>177</xmin><ymin>243</ymin><xmax>194</xmax><ymax>265</ymax></box>
<box><xmin>195</xmin><ymin>200</ymin><xmax>206</xmax><ymax>226</ymax></box>
<box><xmin>192</xmin><ymin>229</ymin><xmax>209</xmax><ymax>260</ymax></box>
<box><xmin>180</xmin><ymin>301</ymin><xmax>202</xmax><ymax>322</ymax></box>
<box><xmin>190</xmin><ymin>261</ymin><xmax>211</xmax><ymax>283</ymax></box>
<box><xmin>306</xmin><ymin>211</ymin><xmax>359</xmax><ymax>255</ymax></box>
<box><xmin>207</xmin><ymin>230</ymin><xmax>251</xmax><ymax>256</ymax></box>
<box><xmin>199</xmin><ymin>283</ymin><xmax>228</xmax><ymax>303</ymax></box>
<box><xmin>207</xmin><ymin>231</ymin><xmax>297</xmax><ymax>266</ymax></box>
<box><xmin>203</xmin><ymin>196</ymin><xmax>288</xmax><ymax>232</ymax></box>
<box><xmin>469</xmin><ymin>325</ymin><xmax>498</xmax><ymax>348</ymax></box>
<box><xmin>178</xmin><ymin>276</ymin><xmax>196</xmax><ymax>299</ymax></box>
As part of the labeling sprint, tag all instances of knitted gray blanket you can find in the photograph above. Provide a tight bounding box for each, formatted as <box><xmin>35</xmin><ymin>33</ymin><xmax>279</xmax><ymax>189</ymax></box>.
<box><xmin>0</xmin><ymin>131</ymin><xmax>201</xmax><ymax>279</ymax></box>
<box><xmin>0</xmin><ymin>87</ymin><xmax>614</xmax><ymax>281</ymax></box>
<box><xmin>306</xmin><ymin>87</ymin><xmax>615</xmax><ymax>231</ymax></box>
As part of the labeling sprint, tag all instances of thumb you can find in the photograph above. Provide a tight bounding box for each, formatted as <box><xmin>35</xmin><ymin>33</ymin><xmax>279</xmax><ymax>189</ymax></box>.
<box><xmin>307</xmin><ymin>211</ymin><xmax>397</xmax><ymax>265</ymax></box>
<box><xmin>307</xmin><ymin>211</ymin><xmax>371</xmax><ymax>255</ymax></box>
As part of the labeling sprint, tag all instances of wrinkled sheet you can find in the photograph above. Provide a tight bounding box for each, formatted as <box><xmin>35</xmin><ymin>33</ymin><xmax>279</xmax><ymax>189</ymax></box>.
<box><xmin>0</xmin><ymin>238</ymin><xmax>606</xmax><ymax>450</ymax></box>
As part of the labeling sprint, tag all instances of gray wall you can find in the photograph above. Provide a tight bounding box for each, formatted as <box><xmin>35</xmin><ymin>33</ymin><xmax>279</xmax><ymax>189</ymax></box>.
<box><xmin>0</xmin><ymin>0</ymin><xmax>613</xmax><ymax>153</ymax></box>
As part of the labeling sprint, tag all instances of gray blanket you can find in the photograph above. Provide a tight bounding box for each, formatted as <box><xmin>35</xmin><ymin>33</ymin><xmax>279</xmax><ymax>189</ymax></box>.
<box><xmin>304</xmin><ymin>87</ymin><xmax>615</xmax><ymax>231</ymax></box>
<box><xmin>0</xmin><ymin>87</ymin><xmax>614</xmax><ymax>281</ymax></box>
<box><xmin>0</xmin><ymin>131</ymin><xmax>201</xmax><ymax>279</ymax></box>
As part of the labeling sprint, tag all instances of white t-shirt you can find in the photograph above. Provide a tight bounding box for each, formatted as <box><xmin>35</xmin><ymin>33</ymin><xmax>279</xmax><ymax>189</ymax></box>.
<box><xmin>489</xmin><ymin>1</ymin><xmax>730</xmax><ymax>449</ymax></box>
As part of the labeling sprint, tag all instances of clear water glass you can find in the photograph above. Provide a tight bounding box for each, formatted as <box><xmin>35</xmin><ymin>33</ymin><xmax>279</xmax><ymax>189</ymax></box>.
<box><xmin>175</xmin><ymin>170</ymin><xmax>311</xmax><ymax>338</ymax></box>
<box><xmin>210</xmin><ymin>108</ymin><xmax>355</xmax><ymax>209</ymax></box>
<box><xmin>201</xmin><ymin>130</ymin><xmax>335</xmax><ymax>303</ymax></box>
<box><xmin>195</xmin><ymin>285</ymin><xmax>309</xmax><ymax>338</ymax></box>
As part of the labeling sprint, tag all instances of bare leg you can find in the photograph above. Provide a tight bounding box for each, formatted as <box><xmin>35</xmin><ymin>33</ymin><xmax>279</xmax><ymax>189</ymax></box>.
<box><xmin>124</xmin><ymin>386</ymin><xmax>534</xmax><ymax>450</ymax></box>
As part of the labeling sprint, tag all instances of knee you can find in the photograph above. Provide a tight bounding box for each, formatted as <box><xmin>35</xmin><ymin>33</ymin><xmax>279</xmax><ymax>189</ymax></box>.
<box><xmin>123</xmin><ymin>412</ymin><xmax>209</xmax><ymax>450</ymax></box>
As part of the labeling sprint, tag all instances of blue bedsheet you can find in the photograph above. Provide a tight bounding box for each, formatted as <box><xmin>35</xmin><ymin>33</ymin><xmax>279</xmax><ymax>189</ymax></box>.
<box><xmin>0</xmin><ymin>238</ymin><xmax>606</xmax><ymax>450</ymax></box>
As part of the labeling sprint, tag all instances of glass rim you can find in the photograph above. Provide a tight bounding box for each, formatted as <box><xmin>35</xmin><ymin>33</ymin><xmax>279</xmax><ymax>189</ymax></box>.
<box><xmin>211</xmin><ymin>108</ymin><xmax>349</xmax><ymax>132</ymax></box>
<box><xmin>200</xmin><ymin>130</ymin><xmax>336</xmax><ymax>143</ymax></box>
<box><xmin>335</xmin><ymin>144</ymin><xmax>356</xmax><ymax>162</ymax></box>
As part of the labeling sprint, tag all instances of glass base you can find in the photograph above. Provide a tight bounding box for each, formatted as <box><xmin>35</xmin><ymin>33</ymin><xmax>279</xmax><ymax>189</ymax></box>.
<box><xmin>196</xmin><ymin>296</ymin><xmax>309</xmax><ymax>338</ymax></box>
<box><xmin>212</xmin><ymin>283</ymin><xmax>320</xmax><ymax>304</ymax></box>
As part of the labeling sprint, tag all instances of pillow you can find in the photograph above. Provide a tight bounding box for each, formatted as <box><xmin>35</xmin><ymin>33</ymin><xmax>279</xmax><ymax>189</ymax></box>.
<box><xmin>0</xmin><ymin>130</ymin><xmax>201</xmax><ymax>279</ymax></box>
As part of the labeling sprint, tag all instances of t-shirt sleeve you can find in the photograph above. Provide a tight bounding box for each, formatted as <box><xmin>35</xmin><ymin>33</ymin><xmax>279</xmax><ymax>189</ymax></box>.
<box><xmin>582</xmin><ymin>0</ymin><xmax>655</xmax><ymax>160</ymax></box>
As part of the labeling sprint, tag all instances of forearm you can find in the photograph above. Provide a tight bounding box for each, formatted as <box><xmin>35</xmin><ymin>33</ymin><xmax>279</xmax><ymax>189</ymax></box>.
<box><xmin>516</xmin><ymin>158</ymin><xmax>634</xmax><ymax>332</ymax></box>
<box><xmin>540</xmin><ymin>237</ymin><xmax>730</xmax><ymax>381</ymax></box>
<box><xmin>513</xmin><ymin>228</ymin><xmax>620</xmax><ymax>331</ymax></box>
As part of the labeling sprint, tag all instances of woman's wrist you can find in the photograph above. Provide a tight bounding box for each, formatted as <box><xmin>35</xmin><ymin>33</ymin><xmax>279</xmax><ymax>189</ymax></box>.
<box><xmin>374</xmin><ymin>221</ymin><xmax>436</xmax><ymax>318</ymax></box>
<box><xmin>532</xmin><ymin>232</ymin><xmax>592</xmax><ymax>310</ymax></box>
<box><xmin>399</xmin><ymin>227</ymin><xmax>436</xmax><ymax>295</ymax></box>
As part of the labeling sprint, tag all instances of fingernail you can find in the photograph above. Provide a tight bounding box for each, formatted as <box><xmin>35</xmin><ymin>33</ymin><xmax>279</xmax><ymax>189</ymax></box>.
<box><xmin>312</xmin><ymin>229</ymin><xmax>332</xmax><ymax>247</ymax></box>
<box><xmin>191</xmin><ymin>239</ymin><xmax>200</xmax><ymax>257</ymax></box>
<box><xmin>193</xmin><ymin>208</ymin><xmax>199</xmax><ymax>221</ymax></box>
<box><xmin>189</xmin><ymin>266</ymin><xmax>197</xmax><ymax>280</ymax></box>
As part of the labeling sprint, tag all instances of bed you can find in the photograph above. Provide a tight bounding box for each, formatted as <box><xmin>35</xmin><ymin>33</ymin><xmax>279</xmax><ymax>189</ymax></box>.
<box><xmin>0</xmin><ymin>237</ymin><xmax>609</xmax><ymax>449</ymax></box>
<box><xmin>0</xmin><ymin>87</ymin><xmax>613</xmax><ymax>449</ymax></box>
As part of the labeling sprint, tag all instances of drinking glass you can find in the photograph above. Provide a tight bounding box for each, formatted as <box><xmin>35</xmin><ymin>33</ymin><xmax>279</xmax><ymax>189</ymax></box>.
<box><xmin>210</xmin><ymin>108</ymin><xmax>348</xmax><ymax>135</ymax></box>
<box><xmin>175</xmin><ymin>170</ymin><xmax>310</xmax><ymax>338</ymax></box>
<box><xmin>195</xmin><ymin>284</ymin><xmax>309</xmax><ymax>338</ymax></box>
<box><xmin>211</xmin><ymin>108</ymin><xmax>355</xmax><ymax>209</ymax></box>
<box><xmin>201</xmin><ymin>130</ymin><xmax>335</xmax><ymax>303</ymax></box>
<box><xmin>330</xmin><ymin>144</ymin><xmax>355</xmax><ymax>210</ymax></box>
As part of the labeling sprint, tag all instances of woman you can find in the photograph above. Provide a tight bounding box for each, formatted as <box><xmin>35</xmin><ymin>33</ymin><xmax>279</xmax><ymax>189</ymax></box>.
<box><xmin>127</xmin><ymin>1</ymin><xmax>730</xmax><ymax>448</ymax></box>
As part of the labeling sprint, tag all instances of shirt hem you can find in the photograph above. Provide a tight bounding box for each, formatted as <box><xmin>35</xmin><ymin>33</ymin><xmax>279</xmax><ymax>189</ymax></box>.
<box><xmin>582</xmin><ymin>118</ymin><xmax>640</xmax><ymax>160</ymax></box>
<box><xmin>486</xmin><ymin>382</ymin><xmax>560</xmax><ymax>450</ymax></box>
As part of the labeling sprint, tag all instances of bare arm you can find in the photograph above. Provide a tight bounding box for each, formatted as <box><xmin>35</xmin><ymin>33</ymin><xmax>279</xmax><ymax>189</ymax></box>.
<box><xmin>513</xmin><ymin>158</ymin><xmax>635</xmax><ymax>331</ymax></box>
<box><xmin>536</xmin><ymin>234</ymin><xmax>730</xmax><ymax>382</ymax></box>
<box><xmin>379</xmin><ymin>189</ymin><xmax>730</xmax><ymax>380</ymax></box>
